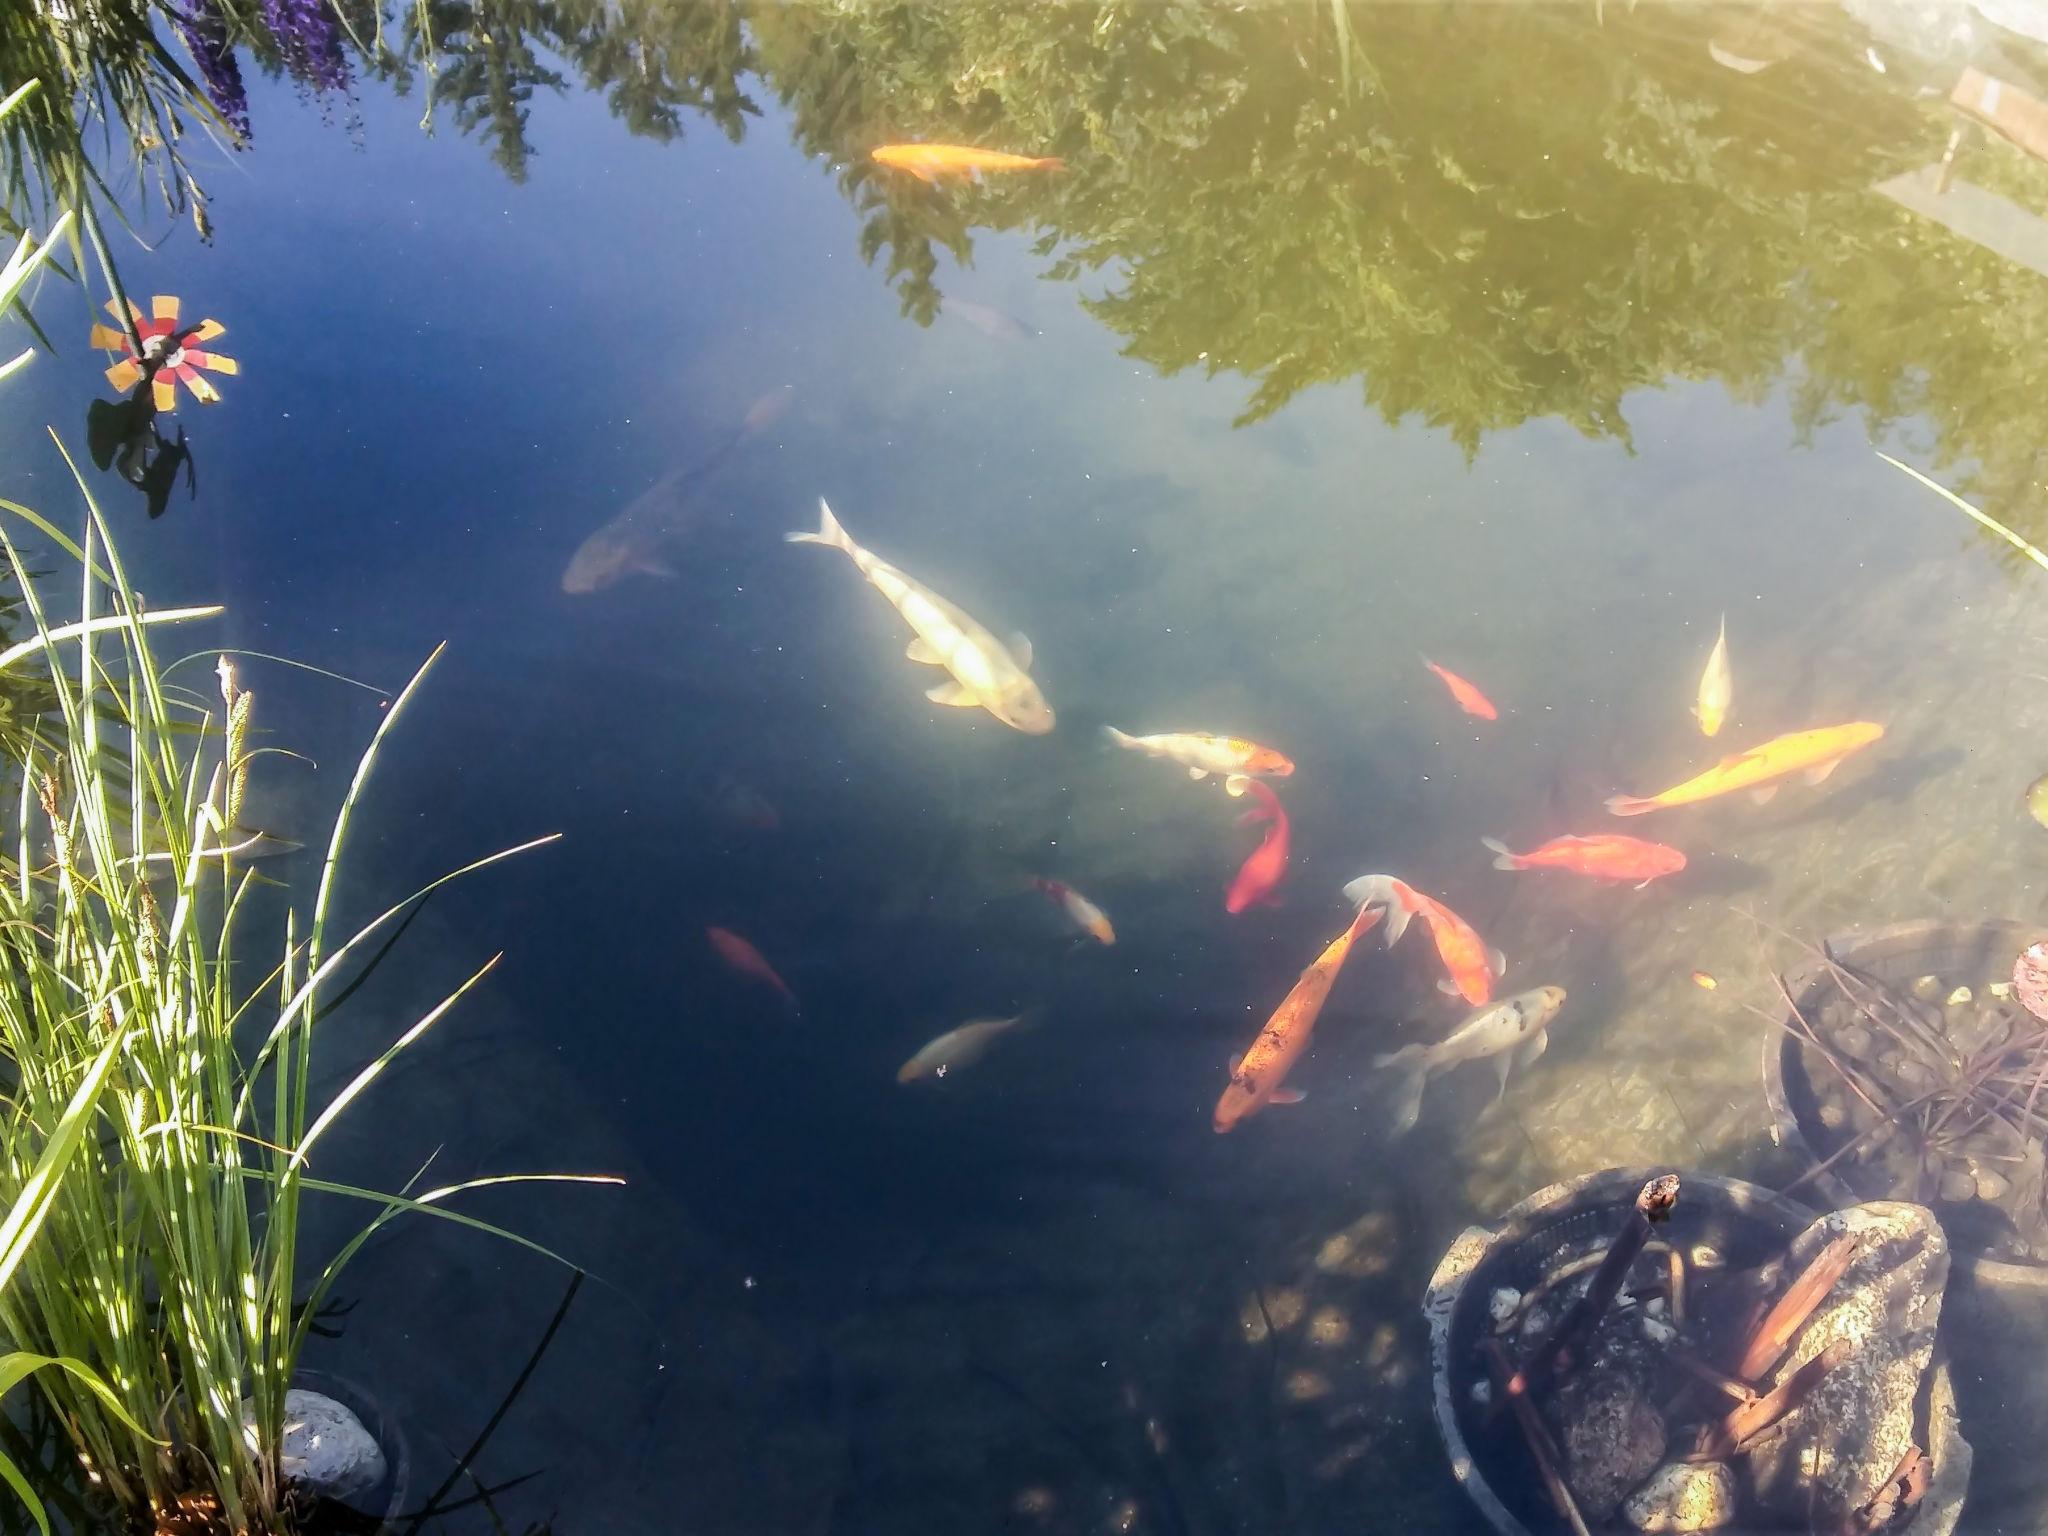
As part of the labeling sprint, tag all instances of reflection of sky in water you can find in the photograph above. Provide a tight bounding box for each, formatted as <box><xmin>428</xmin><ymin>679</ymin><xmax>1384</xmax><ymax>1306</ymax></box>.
<box><xmin>8</xmin><ymin>1</ymin><xmax>2048</xmax><ymax>1526</ymax></box>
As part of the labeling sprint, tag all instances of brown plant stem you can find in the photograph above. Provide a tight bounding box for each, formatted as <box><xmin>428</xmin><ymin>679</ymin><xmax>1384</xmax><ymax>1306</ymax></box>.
<box><xmin>1692</xmin><ymin>1339</ymin><xmax>1852</xmax><ymax>1460</ymax></box>
<box><xmin>1734</xmin><ymin>1233</ymin><xmax>1859</xmax><ymax>1382</ymax></box>
<box><xmin>1481</xmin><ymin>1336</ymin><xmax>1591</xmax><ymax>1536</ymax></box>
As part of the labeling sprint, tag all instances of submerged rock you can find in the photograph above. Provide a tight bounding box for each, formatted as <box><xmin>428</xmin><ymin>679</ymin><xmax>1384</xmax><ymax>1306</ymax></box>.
<box><xmin>1621</xmin><ymin>1460</ymin><xmax>1736</xmax><ymax>1532</ymax></box>
<box><xmin>1746</xmin><ymin>1202</ymin><xmax>1952</xmax><ymax>1527</ymax></box>
<box><xmin>1553</xmin><ymin>1365</ymin><xmax>1667</xmax><ymax>1521</ymax></box>
<box><xmin>238</xmin><ymin>1388</ymin><xmax>386</xmax><ymax>1502</ymax></box>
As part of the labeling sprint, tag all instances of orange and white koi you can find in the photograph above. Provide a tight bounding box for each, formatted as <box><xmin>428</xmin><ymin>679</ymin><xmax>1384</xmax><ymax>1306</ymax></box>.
<box><xmin>706</xmin><ymin>926</ymin><xmax>798</xmax><ymax>1008</ymax></box>
<box><xmin>1481</xmin><ymin>834</ymin><xmax>1686</xmax><ymax>888</ymax></box>
<box><xmin>1606</xmin><ymin>722</ymin><xmax>1884</xmax><ymax>816</ymax></box>
<box><xmin>1102</xmin><ymin>725</ymin><xmax>1294</xmax><ymax>795</ymax></box>
<box><xmin>1342</xmin><ymin>874</ymin><xmax>1504</xmax><ymax>1006</ymax></box>
<box><xmin>1032</xmin><ymin>877</ymin><xmax>1115</xmax><ymax>945</ymax></box>
<box><xmin>1225</xmin><ymin>780</ymin><xmax>1290</xmax><ymax>914</ymax></box>
<box><xmin>871</xmin><ymin>144</ymin><xmax>1065</xmax><ymax>182</ymax></box>
<box><xmin>1422</xmin><ymin>659</ymin><xmax>1498</xmax><ymax>721</ymax></box>
<box><xmin>1214</xmin><ymin>904</ymin><xmax>1383</xmax><ymax>1133</ymax></box>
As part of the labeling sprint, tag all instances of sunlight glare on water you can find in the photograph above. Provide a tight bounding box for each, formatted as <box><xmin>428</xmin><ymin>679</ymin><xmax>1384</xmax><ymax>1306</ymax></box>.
<box><xmin>11</xmin><ymin>0</ymin><xmax>2048</xmax><ymax>1529</ymax></box>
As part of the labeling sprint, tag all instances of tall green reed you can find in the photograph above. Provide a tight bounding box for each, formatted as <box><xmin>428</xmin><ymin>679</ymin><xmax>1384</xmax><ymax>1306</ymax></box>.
<box><xmin>0</xmin><ymin>466</ymin><xmax>612</xmax><ymax>1529</ymax></box>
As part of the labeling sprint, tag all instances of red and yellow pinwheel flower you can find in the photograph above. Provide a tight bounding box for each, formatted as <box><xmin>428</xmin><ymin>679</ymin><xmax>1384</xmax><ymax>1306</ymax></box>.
<box><xmin>90</xmin><ymin>294</ymin><xmax>239</xmax><ymax>411</ymax></box>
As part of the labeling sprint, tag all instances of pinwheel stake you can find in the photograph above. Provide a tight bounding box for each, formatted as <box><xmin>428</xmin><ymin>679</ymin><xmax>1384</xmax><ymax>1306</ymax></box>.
<box><xmin>90</xmin><ymin>294</ymin><xmax>238</xmax><ymax>411</ymax></box>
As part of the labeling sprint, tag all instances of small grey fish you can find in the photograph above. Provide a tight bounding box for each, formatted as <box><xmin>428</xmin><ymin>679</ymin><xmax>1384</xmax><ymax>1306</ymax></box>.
<box><xmin>946</xmin><ymin>299</ymin><xmax>1035</xmax><ymax>342</ymax></box>
<box><xmin>1373</xmin><ymin>985</ymin><xmax>1567</xmax><ymax>1136</ymax></box>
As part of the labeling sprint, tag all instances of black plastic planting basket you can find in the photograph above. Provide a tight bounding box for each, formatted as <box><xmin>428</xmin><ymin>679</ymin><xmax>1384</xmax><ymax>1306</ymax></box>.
<box><xmin>1421</xmin><ymin>1169</ymin><xmax>1817</xmax><ymax>1536</ymax></box>
<box><xmin>1762</xmin><ymin>918</ymin><xmax>2048</xmax><ymax>1287</ymax></box>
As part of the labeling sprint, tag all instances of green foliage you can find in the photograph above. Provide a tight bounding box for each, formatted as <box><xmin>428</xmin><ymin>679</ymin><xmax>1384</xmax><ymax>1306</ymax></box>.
<box><xmin>0</xmin><ymin>471</ymin><xmax>611</xmax><ymax>1528</ymax></box>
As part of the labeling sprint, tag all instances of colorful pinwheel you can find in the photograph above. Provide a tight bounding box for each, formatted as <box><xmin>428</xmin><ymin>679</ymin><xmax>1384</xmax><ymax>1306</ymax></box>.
<box><xmin>90</xmin><ymin>295</ymin><xmax>238</xmax><ymax>411</ymax></box>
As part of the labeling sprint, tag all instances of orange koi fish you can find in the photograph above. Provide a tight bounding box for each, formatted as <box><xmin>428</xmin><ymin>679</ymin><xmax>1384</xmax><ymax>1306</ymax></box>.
<box><xmin>1605</xmin><ymin>722</ymin><xmax>1884</xmax><ymax>817</ymax></box>
<box><xmin>706</xmin><ymin>926</ymin><xmax>798</xmax><ymax>1008</ymax></box>
<box><xmin>1032</xmin><ymin>877</ymin><xmax>1115</xmax><ymax>945</ymax></box>
<box><xmin>1342</xmin><ymin>874</ymin><xmax>1504</xmax><ymax>1006</ymax></box>
<box><xmin>1225</xmin><ymin>780</ymin><xmax>1290</xmax><ymax>914</ymax></box>
<box><xmin>1214</xmin><ymin>904</ymin><xmax>1383</xmax><ymax>1133</ymax></box>
<box><xmin>1481</xmin><ymin>834</ymin><xmax>1686</xmax><ymax>888</ymax></box>
<box><xmin>1423</xmin><ymin>658</ymin><xmax>1498</xmax><ymax>721</ymax></box>
<box><xmin>870</xmin><ymin>144</ymin><xmax>1065</xmax><ymax>183</ymax></box>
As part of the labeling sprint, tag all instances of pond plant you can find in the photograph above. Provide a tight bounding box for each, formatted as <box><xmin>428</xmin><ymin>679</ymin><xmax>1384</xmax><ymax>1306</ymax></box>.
<box><xmin>0</xmin><ymin>111</ymin><xmax>609</xmax><ymax>1534</ymax></box>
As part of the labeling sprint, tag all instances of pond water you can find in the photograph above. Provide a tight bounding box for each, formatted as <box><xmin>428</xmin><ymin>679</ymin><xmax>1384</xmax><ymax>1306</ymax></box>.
<box><xmin>9</xmin><ymin>1</ymin><xmax>2048</xmax><ymax>1530</ymax></box>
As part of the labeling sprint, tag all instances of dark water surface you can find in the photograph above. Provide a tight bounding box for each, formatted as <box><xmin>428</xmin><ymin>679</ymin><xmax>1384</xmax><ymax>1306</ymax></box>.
<box><xmin>10</xmin><ymin>2</ymin><xmax>2048</xmax><ymax>1530</ymax></box>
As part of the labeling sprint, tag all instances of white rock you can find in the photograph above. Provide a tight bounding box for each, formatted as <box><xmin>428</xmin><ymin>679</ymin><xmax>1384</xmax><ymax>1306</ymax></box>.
<box><xmin>1622</xmin><ymin>1460</ymin><xmax>1737</xmax><ymax>1532</ymax></box>
<box><xmin>1488</xmin><ymin>1286</ymin><xmax>1522</xmax><ymax>1324</ymax></box>
<box><xmin>239</xmin><ymin>1389</ymin><xmax>386</xmax><ymax>1502</ymax></box>
<box><xmin>1641</xmin><ymin>1315</ymin><xmax>1677</xmax><ymax>1345</ymax></box>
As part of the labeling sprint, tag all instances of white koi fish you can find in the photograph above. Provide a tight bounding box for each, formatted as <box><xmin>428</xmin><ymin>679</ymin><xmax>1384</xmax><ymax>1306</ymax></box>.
<box><xmin>897</xmin><ymin>1014</ymin><xmax>1030</xmax><ymax>1083</ymax></box>
<box><xmin>787</xmin><ymin>500</ymin><xmax>1054</xmax><ymax>734</ymax></box>
<box><xmin>1373</xmin><ymin>986</ymin><xmax>1567</xmax><ymax>1136</ymax></box>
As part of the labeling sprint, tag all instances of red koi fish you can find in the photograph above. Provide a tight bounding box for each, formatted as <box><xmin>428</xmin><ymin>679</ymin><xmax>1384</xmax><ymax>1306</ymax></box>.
<box><xmin>1482</xmin><ymin>834</ymin><xmax>1687</xmax><ymax>888</ymax></box>
<box><xmin>1225</xmin><ymin>780</ymin><xmax>1291</xmax><ymax>913</ymax></box>
<box><xmin>706</xmin><ymin>927</ymin><xmax>798</xmax><ymax>1009</ymax></box>
<box><xmin>1342</xmin><ymin>874</ymin><xmax>1504</xmax><ymax>1006</ymax></box>
<box><xmin>1422</xmin><ymin>658</ymin><xmax>1498</xmax><ymax>721</ymax></box>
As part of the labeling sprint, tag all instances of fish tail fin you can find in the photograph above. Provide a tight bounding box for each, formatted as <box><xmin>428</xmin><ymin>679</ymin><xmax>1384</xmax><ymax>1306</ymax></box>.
<box><xmin>786</xmin><ymin>498</ymin><xmax>855</xmax><ymax>552</ymax></box>
<box><xmin>1370</xmin><ymin>1047</ymin><xmax>1429</xmax><ymax>1136</ymax></box>
<box><xmin>1036</xmin><ymin>156</ymin><xmax>1066</xmax><ymax>171</ymax></box>
<box><xmin>1481</xmin><ymin>837</ymin><xmax>1521</xmax><ymax>871</ymax></box>
<box><xmin>1342</xmin><ymin>874</ymin><xmax>1412</xmax><ymax>945</ymax></box>
<box><xmin>1102</xmin><ymin>725</ymin><xmax>1137</xmax><ymax>750</ymax></box>
<box><xmin>1604</xmin><ymin>794</ymin><xmax>1657</xmax><ymax>818</ymax></box>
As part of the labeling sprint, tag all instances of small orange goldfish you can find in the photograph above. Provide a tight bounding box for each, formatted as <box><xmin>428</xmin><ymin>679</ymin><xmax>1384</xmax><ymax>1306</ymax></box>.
<box><xmin>1214</xmin><ymin>904</ymin><xmax>1383</xmax><ymax>1133</ymax></box>
<box><xmin>870</xmin><ymin>144</ymin><xmax>1064</xmax><ymax>183</ymax></box>
<box><xmin>1342</xmin><ymin>874</ymin><xmax>1503</xmax><ymax>1006</ymax></box>
<box><xmin>1606</xmin><ymin>722</ymin><xmax>1884</xmax><ymax>816</ymax></box>
<box><xmin>1032</xmin><ymin>877</ymin><xmax>1115</xmax><ymax>945</ymax></box>
<box><xmin>1423</xmin><ymin>659</ymin><xmax>1498</xmax><ymax>721</ymax></box>
<box><xmin>706</xmin><ymin>927</ymin><xmax>798</xmax><ymax>1009</ymax></box>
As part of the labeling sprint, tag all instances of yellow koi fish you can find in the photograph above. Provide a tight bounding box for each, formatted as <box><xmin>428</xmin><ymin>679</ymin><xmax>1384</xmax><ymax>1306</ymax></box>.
<box><xmin>788</xmin><ymin>500</ymin><xmax>1054</xmax><ymax>734</ymax></box>
<box><xmin>1606</xmin><ymin>721</ymin><xmax>1883</xmax><ymax>816</ymax></box>
<box><xmin>1693</xmin><ymin>614</ymin><xmax>1732</xmax><ymax>737</ymax></box>
<box><xmin>871</xmin><ymin>144</ymin><xmax>1064</xmax><ymax>182</ymax></box>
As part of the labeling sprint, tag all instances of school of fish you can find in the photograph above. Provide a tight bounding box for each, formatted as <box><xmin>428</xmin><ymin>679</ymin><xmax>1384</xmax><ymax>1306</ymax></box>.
<box><xmin>646</xmin><ymin>295</ymin><xmax>1887</xmax><ymax>1144</ymax></box>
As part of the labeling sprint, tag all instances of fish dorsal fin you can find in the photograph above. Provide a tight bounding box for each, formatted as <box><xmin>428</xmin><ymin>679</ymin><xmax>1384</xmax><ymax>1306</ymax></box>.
<box><xmin>1008</xmin><ymin>631</ymin><xmax>1033</xmax><ymax>669</ymax></box>
<box><xmin>906</xmin><ymin>637</ymin><xmax>944</xmax><ymax>664</ymax></box>
<box><xmin>927</xmin><ymin>681</ymin><xmax>980</xmax><ymax>707</ymax></box>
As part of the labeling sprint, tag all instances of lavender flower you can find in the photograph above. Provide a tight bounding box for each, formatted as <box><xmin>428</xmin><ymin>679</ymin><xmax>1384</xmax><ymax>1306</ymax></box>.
<box><xmin>169</xmin><ymin>0</ymin><xmax>251</xmax><ymax>143</ymax></box>
<box><xmin>260</xmin><ymin>0</ymin><xmax>352</xmax><ymax>99</ymax></box>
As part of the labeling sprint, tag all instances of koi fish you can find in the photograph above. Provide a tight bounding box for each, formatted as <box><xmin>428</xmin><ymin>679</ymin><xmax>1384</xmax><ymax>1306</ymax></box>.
<box><xmin>1225</xmin><ymin>780</ymin><xmax>1290</xmax><ymax>914</ymax></box>
<box><xmin>706</xmin><ymin>926</ymin><xmax>797</xmax><ymax>1008</ymax></box>
<box><xmin>897</xmin><ymin>1013</ymin><xmax>1029</xmax><ymax>1083</ymax></box>
<box><xmin>563</xmin><ymin>385</ymin><xmax>792</xmax><ymax>594</ymax></box>
<box><xmin>1694</xmin><ymin>614</ymin><xmax>1731</xmax><ymax>737</ymax></box>
<box><xmin>1214</xmin><ymin>904</ymin><xmax>1383</xmax><ymax>1133</ymax></box>
<box><xmin>1342</xmin><ymin>874</ymin><xmax>1504</xmax><ymax>1006</ymax></box>
<box><xmin>1374</xmin><ymin>986</ymin><xmax>1567</xmax><ymax>1136</ymax></box>
<box><xmin>1481</xmin><ymin>834</ymin><xmax>1686</xmax><ymax>888</ymax></box>
<box><xmin>787</xmin><ymin>500</ymin><xmax>1054</xmax><ymax>734</ymax></box>
<box><xmin>1102</xmin><ymin>726</ymin><xmax>1293</xmax><ymax>795</ymax></box>
<box><xmin>1422</xmin><ymin>659</ymin><xmax>1498</xmax><ymax>721</ymax></box>
<box><xmin>1605</xmin><ymin>722</ymin><xmax>1884</xmax><ymax>816</ymax></box>
<box><xmin>870</xmin><ymin>144</ymin><xmax>1065</xmax><ymax>182</ymax></box>
<box><xmin>1032</xmin><ymin>877</ymin><xmax>1115</xmax><ymax>945</ymax></box>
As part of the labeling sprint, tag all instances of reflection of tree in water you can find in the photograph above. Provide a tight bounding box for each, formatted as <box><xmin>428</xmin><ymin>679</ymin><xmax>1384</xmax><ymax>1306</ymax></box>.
<box><xmin>151</xmin><ymin>0</ymin><xmax>2048</xmax><ymax>520</ymax></box>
